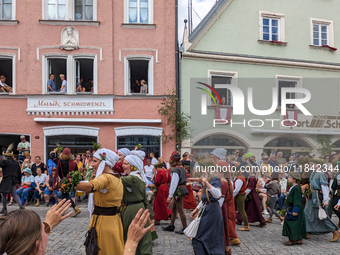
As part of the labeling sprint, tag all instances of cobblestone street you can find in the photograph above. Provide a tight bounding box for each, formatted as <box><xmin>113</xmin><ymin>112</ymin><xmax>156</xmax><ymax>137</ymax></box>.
<box><xmin>4</xmin><ymin>202</ymin><xmax>340</xmax><ymax>255</ymax></box>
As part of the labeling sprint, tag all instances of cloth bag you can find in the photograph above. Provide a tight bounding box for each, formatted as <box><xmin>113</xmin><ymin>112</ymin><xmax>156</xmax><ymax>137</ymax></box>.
<box><xmin>317</xmin><ymin>193</ymin><xmax>327</xmax><ymax>221</ymax></box>
<box><xmin>84</xmin><ymin>215</ymin><xmax>100</xmax><ymax>255</ymax></box>
<box><xmin>184</xmin><ymin>207</ymin><xmax>205</xmax><ymax>238</ymax></box>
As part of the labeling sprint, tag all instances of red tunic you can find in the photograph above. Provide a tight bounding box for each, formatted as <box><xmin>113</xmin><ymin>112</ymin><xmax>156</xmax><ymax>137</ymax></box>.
<box><xmin>183</xmin><ymin>173</ymin><xmax>197</xmax><ymax>209</ymax></box>
<box><xmin>234</xmin><ymin>174</ymin><xmax>247</xmax><ymax>195</ymax></box>
<box><xmin>153</xmin><ymin>169</ymin><xmax>172</xmax><ymax>221</ymax></box>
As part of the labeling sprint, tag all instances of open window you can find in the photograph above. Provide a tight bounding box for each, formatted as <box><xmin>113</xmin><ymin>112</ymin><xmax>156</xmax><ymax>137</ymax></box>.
<box><xmin>128</xmin><ymin>59</ymin><xmax>149</xmax><ymax>94</ymax></box>
<box><xmin>278</xmin><ymin>80</ymin><xmax>297</xmax><ymax>109</ymax></box>
<box><xmin>0</xmin><ymin>58</ymin><xmax>13</xmax><ymax>94</ymax></box>
<box><xmin>211</xmin><ymin>75</ymin><xmax>232</xmax><ymax>106</ymax></box>
<box><xmin>75</xmin><ymin>58</ymin><xmax>94</xmax><ymax>93</ymax></box>
<box><xmin>47</xmin><ymin>58</ymin><xmax>67</xmax><ymax>93</ymax></box>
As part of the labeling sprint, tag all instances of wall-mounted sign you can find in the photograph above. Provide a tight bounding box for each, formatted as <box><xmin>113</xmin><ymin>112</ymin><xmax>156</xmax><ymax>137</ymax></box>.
<box><xmin>26</xmin><ymin>96</ymin><xmax>114</xmax><ymax>116</ymax></box>
<box><xmin>281</xmin><ymin>114</ymin><xmax>340</xmax><ymax>130</ymax></box>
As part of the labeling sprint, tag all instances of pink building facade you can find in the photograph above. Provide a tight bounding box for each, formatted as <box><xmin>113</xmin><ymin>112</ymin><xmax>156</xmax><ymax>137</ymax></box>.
<box><xmin>0</xmin><ymin>0</ymin><xmax>177</xmax><ymax>162</ymax></box>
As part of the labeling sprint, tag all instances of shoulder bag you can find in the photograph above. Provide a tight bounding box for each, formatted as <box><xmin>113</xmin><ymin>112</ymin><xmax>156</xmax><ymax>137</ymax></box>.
<box><xmin>184</xmin><ymin>206</ymin><xmax>205</xmax><ymax>238</ymax></box>
<box><xmin>317</xmin><ymin>191</ymin><xmax>327</xmax><ymax>220</ymax></box>
<box><xmin>84</xmin><ymin>215</ymin><xmax>101</xmax><ymax>255</ymax></box>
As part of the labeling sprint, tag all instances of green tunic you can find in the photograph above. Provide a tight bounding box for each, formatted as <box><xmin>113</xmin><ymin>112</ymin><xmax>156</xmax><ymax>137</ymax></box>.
<box><xmin>121</xmin><ymin>175</ymin><xmax>152</xmax><ymax>255</ymax></box>
<box><xmin>282</xmin><ymin>185</ymin><xmax>307</xmax><ymax>241</ymax></box>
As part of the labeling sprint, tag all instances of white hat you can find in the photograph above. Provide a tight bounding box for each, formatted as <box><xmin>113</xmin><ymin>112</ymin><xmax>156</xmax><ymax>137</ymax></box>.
<box><xmin>212</xmin><ymin>148</ymin><xmax>227</xmax><ymax>161</ymax></box>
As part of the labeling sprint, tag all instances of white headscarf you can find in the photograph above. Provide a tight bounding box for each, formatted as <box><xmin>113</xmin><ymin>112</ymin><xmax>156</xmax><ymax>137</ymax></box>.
<box><xmin>88</xmin><ymin>148</ymin><xmax>119</xmax><ymax>217</ymax></box>
<box><xmin>125</xmin><ymin>155</ymin><xmax>147</xmax><ymax>183</ymax></box>
<box><xmin>212</xmin><ymin>148</ymin><xmax>227</xmax><ymax>161</ymax></box>
<box><xmin>131</xmin><ymin>150</ymin><xmax>145</xmax><ymax>161</ymax></box>
<box><xmin>118</xmin><ymin>148</ymin><xmax>131</xmax><ymax>157</ymax></box>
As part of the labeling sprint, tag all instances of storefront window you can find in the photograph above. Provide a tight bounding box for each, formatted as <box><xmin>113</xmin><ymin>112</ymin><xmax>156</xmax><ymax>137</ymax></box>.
<box><xmin>265</xmin><ymin>137</ymin><xmax>308</xmax><ymax>148</ymax></box>
<box><xmin>192</xmin><ymin>135</ymin><xmax>247</xmax><ymax>157</ymax></box>
<box><xmin>117</xmin><ymin>135</ymin><xmax>160</xmax><ymax>158</ymax></box>
<box><xmin>46</xmin><ymin>135</ymin><xmax>97</xmax><ymax>156</ymax></box>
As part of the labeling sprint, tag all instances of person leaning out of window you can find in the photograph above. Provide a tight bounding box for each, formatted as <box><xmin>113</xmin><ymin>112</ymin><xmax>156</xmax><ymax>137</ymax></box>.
<box><xmin>140</xmin><ymin>79</ymin><xmax>147</xmax><ymax>93</ymax></box>
<box><xmin>0</xmin><ymin>75</ymin><xmax>12</xmax><ymax>93</ymax></box>
<box><xmin>59</xmin><ymin>74</ymin><xmax>67</xmax><ymax>93</ymax></box>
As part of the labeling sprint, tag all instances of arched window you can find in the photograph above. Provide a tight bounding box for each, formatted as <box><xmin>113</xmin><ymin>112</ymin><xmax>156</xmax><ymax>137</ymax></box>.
<box><xmin>264</xmin><ymin>137</ymin><xmax>310</xmax><ymax>157</ymax></box>
<box><xmin>192</xmin><ymin>135</ymin><xmax>247</xmax><ymax>156</ymax></box>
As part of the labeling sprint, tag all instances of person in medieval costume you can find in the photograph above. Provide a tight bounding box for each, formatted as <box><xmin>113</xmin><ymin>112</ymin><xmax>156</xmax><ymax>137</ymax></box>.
<box><xmin>236</xmin><ymin>171</ymin><xmax>267</xmax><ymax>227</ymax></box>
<box><xmin>162</xmin><ymin>151</ymin><xmax>188</xmax><ymax>234</ymax></box>
<box><xmin>0</xmin><ymin>143</ymin><xmax>24</xmax><ymax>213</ymax></box>
<box><xmin>331</xmin><ymin>158</ymin><xmax>340</xmax><ymax>228</ymax></box>
<box><xmin>233</xmin><ymin>164</ymin><xmax>250</xmax><ymax>231</ymax></box>
<box><xmin>113</xmin><ymin>148</ymin><xmax>131</xmax><ymax>176</ymax></box>
<box><xmin>190</xmin><ymin>157</ymin><xmax>225</xmax><ymax>255</ymax></box>
<box><xmin>153</xmin><ymin>163</ymin><xmax>172</xmax><ymax>225</ymax></box>
<box><xmin>182</xmin><ymin>160</ymin><xmax>197</xmax><ymax>210</ymax></box>
<box><xmin>282</xmin><ymin>172</ymin><xmax>306</xmax><ymax>246</ymax></box>
<box><xmin>76</xmin><ymin>149</ymin><xmax>125</xmax><ymax>255</ymax></box>
<box><xmin>304</xmin><ymin>160</ymin><xmax>340</xmax><ymax>242</ymax></box>
<box><xmin>212</xmin><ymin>148</ymin><xmax>240</xmax><ymax>247</ymax></box>
<box><xmin>121</xmin><ymin>155</ymin><xmax>154</xmax><ymax>255</ymax></box>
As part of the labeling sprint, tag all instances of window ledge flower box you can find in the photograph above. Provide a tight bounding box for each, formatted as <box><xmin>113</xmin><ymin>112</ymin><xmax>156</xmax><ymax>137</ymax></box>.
<box><xmin>258</xmin><ymin>40</ymin><xmax>288</xmax><ymax>46</ymax></box>
<box><xmin>309</xmin><ymin>45</ymin><xmax>337</xmax><ymax>51</ymax></box>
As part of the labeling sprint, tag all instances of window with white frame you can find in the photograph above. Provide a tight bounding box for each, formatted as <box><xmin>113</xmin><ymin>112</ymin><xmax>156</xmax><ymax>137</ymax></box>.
<box><xmin>125</xmin><ymin>56</ymin><xmax>153</xmax><ymax>95</ymax></box>
<box><xmin>313</xmin><ymin>23</ymin><xmax>328</xmax><ymax>46</ymax></box>
<box><xmin>310</xmin><ymin>19</ymin><xmax>334</xmax><ymax>47</ymax></box>
<box><xmin>45</xmin><ymin>56</ymin><xmax>95</xmax><ymax>94</ymax></box>
<box><xmin>128</xmin><ymin>0</ymin><xmax>150</xmax><ymax>23</ymax></box>
<box><xmin>0</xmin><ymin>0</ymin><xmax>12</xmax><ymax>20</ymax></box>
<box><xmin>75</xmin><ymin>58</ymin><xmax>94</xmax><ymax>93</ymax></box>
<box><xmin>45</xmin><ymin>0</ymin><xmax>94</xmax><ymax>21</ymax></box>
<box><xmin>75</xmin><ymin>0</ymin><xmax>93</xmax><ymax>21</ymax></box>
<box><xmin>47</xmin><ymin>0</ymin><xmax>66</xmax><ymax>20</ymax></box>
<box><xmin>278</xmin><ymin>80</ymin><xmax>297</xmax><ymax>108</ymax></box>
<box><xmin>259</xmin><ymin>12</ymin><xmax>285</xmax><ymax>42</ymax></box>
<box><xmin>262</xmin><ymin>18</ymin><xmax>280</xmax><ymax>41</ymax></box>
<box><xmin>211</xmin><ymin>75</ymin><xmax>233</xmax><ymax>106</ymax></box>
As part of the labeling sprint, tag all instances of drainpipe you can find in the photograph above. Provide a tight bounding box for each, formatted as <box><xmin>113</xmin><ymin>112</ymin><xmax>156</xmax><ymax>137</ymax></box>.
<box><xmin>175</xmin><ymin>0</ymin><xmax>180</xmax><ymax>151</ymax></box>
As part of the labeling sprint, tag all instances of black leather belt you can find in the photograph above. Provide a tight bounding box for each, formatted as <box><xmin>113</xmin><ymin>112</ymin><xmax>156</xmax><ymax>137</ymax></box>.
<box><xmin>93</xmin><ymin>205</ymin><xmax>119</xmax><ymax>216</ymax></box>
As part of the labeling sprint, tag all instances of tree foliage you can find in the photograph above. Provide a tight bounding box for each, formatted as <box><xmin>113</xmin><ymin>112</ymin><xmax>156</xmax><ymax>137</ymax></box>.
<box><xmin>158</xmin><ymin>90</ymin><xmax>191</xmax><ymax>145</ymax></box>
<box><xmin>316</xmin><ymin>135</ymin><xmax>334</xmax><ymax>156</ymax></box>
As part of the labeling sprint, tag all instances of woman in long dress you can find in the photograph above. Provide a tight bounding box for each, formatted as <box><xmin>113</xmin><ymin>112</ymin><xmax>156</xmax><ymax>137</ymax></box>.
<box><xmin>153</xmin><ymin>163</ymin><xmax>172</xmax><ymax>225</ymax></box>
<box><xmin>76</xmin><ymin>148</ymin><xmax>124</xmax><ymax>255</ymax></box>
<box><xmin>121</xmin><ymin>155</ymin><xmax>153</xmax><ymax>255</ymax></box>
<box><xmin>282</xmin><ymin>172</ymin><xmax>306</xmax><ymax>245</ymax></box>
<box><xmin>304</xmin><ymin>161</ymin><xmax>340</xmax><ymax>241</ymax></box>
<box><xmin>183</xmin><ymin>165</ymin><xmax>198</xmax><ymax>210</ymax></box>
<box><xmin>190</xmin><ymin>175</ymin><xmax>224</xmax><ymax>255</ymax></box>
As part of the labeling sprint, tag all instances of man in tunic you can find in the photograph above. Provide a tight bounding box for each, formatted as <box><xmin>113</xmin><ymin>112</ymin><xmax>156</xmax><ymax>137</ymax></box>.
<box><xmin>305</xmin><ymin>161</ymin><xmax>340</xmax><ymax>241</ymax></box>
<box><xmin>236</xmin><ymin>173</ymin><xmax>266</xmax><ymax>227</ymax></box>
<box><xmin>162</xmin><ymin>151</ymin><xmax>188</xmax><ymax>234</ymax></box>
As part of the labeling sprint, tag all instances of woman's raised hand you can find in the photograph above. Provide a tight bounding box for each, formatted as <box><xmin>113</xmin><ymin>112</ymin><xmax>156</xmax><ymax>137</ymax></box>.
<box><xmin>44</xmin><ymin>199</ymin><xmax>73</xmax><ymax>230</ymax></box>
